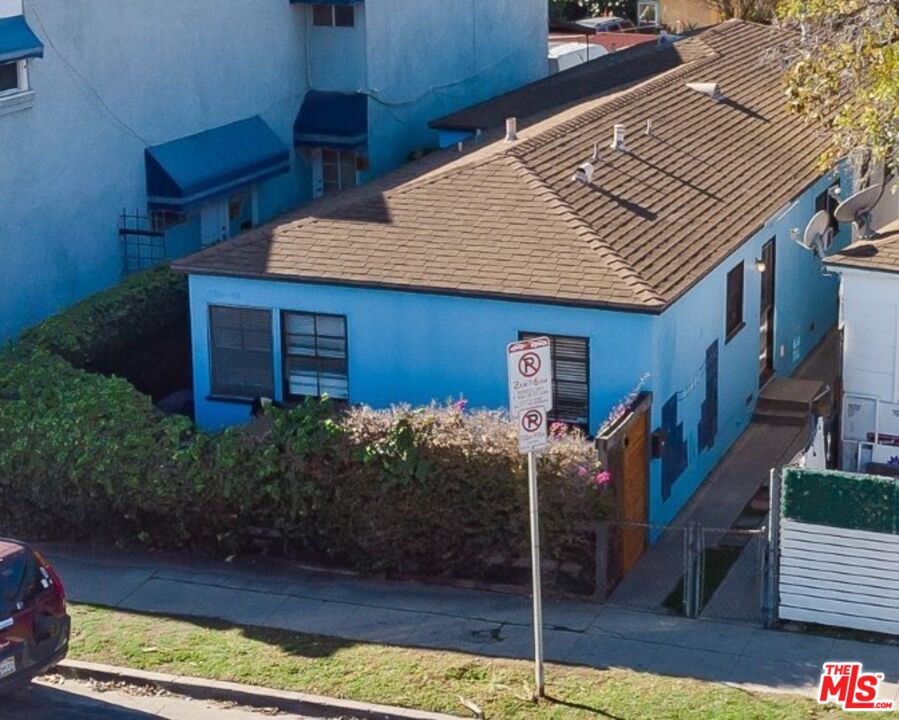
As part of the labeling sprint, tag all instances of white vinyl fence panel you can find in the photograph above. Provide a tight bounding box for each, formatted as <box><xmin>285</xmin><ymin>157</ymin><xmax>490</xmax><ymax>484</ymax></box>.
<box><xmin>779</xmin><ymin>519</ymin><xmax>899</xmax><ymax>635</ymax></box>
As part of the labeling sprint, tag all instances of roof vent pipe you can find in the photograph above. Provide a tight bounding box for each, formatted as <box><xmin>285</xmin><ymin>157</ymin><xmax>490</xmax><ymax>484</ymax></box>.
<box><xmin>610</xmin><ymin>124</ymin><xmax>627</xmax><ymax>151</ymax></box>
<box><xmin>505</xmin><ymin>117</ymin><xmax>518</xmax><ymax>142</ymax></box>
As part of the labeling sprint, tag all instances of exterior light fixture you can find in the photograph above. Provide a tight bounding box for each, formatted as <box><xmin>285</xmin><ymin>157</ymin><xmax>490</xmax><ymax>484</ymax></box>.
<box><xmin>755</xmin><ymin>257</ymin><xmax>767</xmax><ymax>273</ymax></box>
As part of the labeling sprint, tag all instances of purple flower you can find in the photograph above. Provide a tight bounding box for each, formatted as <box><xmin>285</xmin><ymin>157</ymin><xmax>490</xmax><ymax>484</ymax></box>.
<box><xmin>577</xmin><ymin>465</ymin><xmax>589</xmax><ymax>477</ymax></box>
<box><xmin>453</xmin><ymin>399</ymin><xmax>468</xmax><ymax>412</ymax></box>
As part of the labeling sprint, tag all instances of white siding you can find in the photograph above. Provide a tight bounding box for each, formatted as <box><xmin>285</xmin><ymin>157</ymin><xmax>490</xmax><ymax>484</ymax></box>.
<box><xmin>841</xmin><ymin>270</ymin><xmax>899</xmax><ymax>402</ymax></box>
<box><xmin>779</xmin><ymin>519</ymin><xmax>899</xmax><ymax>635</ymax></box>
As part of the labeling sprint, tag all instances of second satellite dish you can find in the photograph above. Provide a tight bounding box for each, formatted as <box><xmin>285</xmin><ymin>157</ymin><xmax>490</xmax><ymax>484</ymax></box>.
<box><xmin>835</xmin><ymin>183</ymin><xmax>883</xmax><ymax>239</ymax></box>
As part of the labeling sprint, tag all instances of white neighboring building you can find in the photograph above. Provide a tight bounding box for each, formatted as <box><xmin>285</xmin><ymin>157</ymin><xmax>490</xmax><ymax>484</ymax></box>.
<box><xmin>825</xmin><ymin>184</ymin><xmax>899</xmax><ymax>472</ymax></box>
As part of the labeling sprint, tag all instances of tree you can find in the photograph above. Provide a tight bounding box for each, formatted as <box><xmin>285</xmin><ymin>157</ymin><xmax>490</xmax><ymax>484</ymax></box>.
<box><xmin>707</xmin><ymin>0</ymin><xmax>776</xmax><ymax>22</ymax></box>
<box><xmin>777</xmin><ymin>0</ymin><xmax>899</xmax><ymax>179</ymax></box>
<box><xmin>549</xmin><ymin>0</ymin><xmax>638</xmax><ymax>21</ymax></box>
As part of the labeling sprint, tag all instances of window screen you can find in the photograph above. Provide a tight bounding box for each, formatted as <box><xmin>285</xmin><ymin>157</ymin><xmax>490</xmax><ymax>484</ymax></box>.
<box><xmin>282</xmin><ymin>312</ymin><xmax>348</xmax><ymax>401</ymax></box>
<box><xmin>519</xmin><ymin>332</ymin><xmax>589</xmax><ymax>427</ymax></box>
<box><xmin>209</xmin><ymin>306</ymin><xmax>273</xmax><ymax>399</ymax></box>
<box><xmin>725</xmin><ymin>262</ymin><xmax>744</xmax><ymax>340</ymax></box>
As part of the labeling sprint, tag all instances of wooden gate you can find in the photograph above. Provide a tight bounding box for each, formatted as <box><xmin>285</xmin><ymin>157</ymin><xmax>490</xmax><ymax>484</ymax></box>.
<box><xmin>596</xmin><ymin>392</ymin><xmax>652</xmax><ymax>583</ymax></box>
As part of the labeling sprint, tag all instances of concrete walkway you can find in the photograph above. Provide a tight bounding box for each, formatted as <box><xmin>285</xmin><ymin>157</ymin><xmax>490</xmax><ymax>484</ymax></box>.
<box><xmin>44</xmin><ymin>543</ymin><xmax>899</xmax><ymax>702</ymax></box>
<box><xmin>611</xmin><ymin>331</ymin><xmax>839</xmax><ymax>613</ymax></box>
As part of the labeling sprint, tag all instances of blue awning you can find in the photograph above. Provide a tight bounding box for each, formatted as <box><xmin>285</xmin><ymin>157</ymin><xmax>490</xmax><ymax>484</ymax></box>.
<box><xmin>294</xmin><ymin>91</ymin><xmax>368</xmax><ymax>150</ymax></box>
<box><xmin>0</xmin><ymin>15</ymin><xmax>44</xmax><ymax>64</ymax></box>
<box><xmin>290</xmin><ymin>1</ymin><xmax>360</xmax><ymax>5</ymax></box>
<box><xmin>146</xmin><ymin>116</ymin><xmax>290</xmax><ymax>211</ymax></box>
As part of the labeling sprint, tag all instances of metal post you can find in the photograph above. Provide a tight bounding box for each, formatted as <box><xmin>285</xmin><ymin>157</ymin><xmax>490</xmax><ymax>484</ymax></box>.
<box><xmin>764</xmin><ymin>468</ymin><xmax>782</xmax><ymax>628</ymax></box>
<box><xmin>527</xmin><ymin>451</ymin><xmax>545</xmax><ymax>699</ymax></box>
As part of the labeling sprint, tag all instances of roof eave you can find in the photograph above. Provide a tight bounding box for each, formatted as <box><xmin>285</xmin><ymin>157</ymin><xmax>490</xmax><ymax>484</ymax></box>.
<box><xmin>174</xmin><ymin>266</ymin><xmax>667</xmax><ymax>315</ymax></box>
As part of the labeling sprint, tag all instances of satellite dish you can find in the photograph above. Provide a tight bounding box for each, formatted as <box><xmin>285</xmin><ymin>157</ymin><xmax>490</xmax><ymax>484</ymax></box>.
<box><xmin>834</xmin><ymin>183</ymin><xmax>883</xmax><ymax>239</ymax></box>
<box><xmin>800</xmin><ymin>211</ymin><xmax>834</xmax><ymax>257</ymax></box>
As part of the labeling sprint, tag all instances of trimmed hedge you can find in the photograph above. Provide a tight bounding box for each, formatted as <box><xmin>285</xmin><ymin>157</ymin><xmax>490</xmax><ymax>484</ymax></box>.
<box><xmin>19</xmin><ymin>266</ymin><xmax>188</xmax><ymax>370</ymax></box>
<box><xmin>1</xmin><ymin>274</ymin><xmax>612</xmax><ymax>590</ymax></box>
<box><xmin>782</xmin><ymin>467</ymin><xmax>899</xmax><ymax>534</ymax></box>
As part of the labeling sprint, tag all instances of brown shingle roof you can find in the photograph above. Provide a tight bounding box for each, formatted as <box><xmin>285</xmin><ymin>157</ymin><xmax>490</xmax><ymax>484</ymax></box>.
<box><xmin>174</xmin><ymin>21</ymin><xmax>822</xmax><ymax>312</ymax></box>
<box><xmin>825</xmin><ymin>220</ymin><xmax>899</xmax><ymax>274</ymax></box>
<box><xmin>430</xmin><ymin>36</ymin><xmax>714</xmax><ymax>133</ymax></box>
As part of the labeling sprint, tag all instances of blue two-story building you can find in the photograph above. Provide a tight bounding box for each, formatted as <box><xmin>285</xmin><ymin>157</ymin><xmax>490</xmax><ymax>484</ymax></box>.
<box><xmin>174</xmin><ymin>21</ymin><xmax>849</xmax><ymax>532</ymax></box>
<box><xmin>0</xmin><ymin>0</ymin><xmax>548</xmax><ymax>339</ymax></box>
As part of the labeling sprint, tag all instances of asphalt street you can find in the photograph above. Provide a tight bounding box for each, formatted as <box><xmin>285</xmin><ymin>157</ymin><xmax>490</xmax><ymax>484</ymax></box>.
<box><xmin>1</xmin><ymin>677</ymin><xmax>325</xmax><ymax>720</ymax></box>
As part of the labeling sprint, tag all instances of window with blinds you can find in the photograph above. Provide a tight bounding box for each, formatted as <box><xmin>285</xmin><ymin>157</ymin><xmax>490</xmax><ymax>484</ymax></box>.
<box><xmin>282</xmin><ymin>312</ymin><xmax>349</xmax><ymax>401</ymax></box>
<box><xmin>209</xmin><ymin>306</ymin><xmax>274</xmax><ymax>399</ymax></box>
<box><xmin>519</xmin><ymin>332</ymin><xmax>589</xmax><ymax>427</ymax></box>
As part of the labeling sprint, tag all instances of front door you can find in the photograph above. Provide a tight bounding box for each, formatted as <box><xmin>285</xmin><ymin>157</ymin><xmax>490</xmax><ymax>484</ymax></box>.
<box><xmin>759</xmin><ymin>239</ymin><xmax>776</xmax><ymax>387</ymax></box>
<box><xmin>596</xmin><ymin>393</ymin><xmax>651</xmax><ymax>580</ymax></box>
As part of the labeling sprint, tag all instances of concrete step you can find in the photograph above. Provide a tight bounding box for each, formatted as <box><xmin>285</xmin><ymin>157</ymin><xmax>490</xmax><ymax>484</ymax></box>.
<box><xmin>752</xmin><ymin>410</ymin><xmax>808</xmax><ymax>427</ymax></box>
<box><xmin>755</xmin><ymin>396</ymin><xmax>811</xmax><ymax>414</ymax></box>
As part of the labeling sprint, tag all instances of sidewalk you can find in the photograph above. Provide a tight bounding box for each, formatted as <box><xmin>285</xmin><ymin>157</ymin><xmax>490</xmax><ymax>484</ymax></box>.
<box><xmin>44</xmin><ymin>543</ymin><xmax>899</xmax><ymax>702</ymax></box>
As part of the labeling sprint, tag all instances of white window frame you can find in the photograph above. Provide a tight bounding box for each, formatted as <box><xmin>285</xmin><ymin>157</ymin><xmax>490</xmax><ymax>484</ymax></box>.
<box><xmin>312</xmin><ymin>148</ymin><xmax>358</xmax><ymax>198</ymax></box>
<box><xmin>0</xmin><ymin>58</ymin><xmax>34</xmax><ymax>115</ymax></box>
<box><xmin>637</xmin><ymin>0</ymin><xmax>661</xmax><ymax>26</ymax></box>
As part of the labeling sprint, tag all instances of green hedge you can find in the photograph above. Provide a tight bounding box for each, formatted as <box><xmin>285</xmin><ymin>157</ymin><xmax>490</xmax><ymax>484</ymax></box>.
<box><xmin>18</xmin><ymin>266</ymin><xmax>187</xmax><ymax>369</ymax></box>
<box><xmin>0</xmin><ymin>343</ymin><xmax>611</xmax><ymax>591</ymax></box>
<box><xmin>782</xmin><ymin>467</ymin><xmax>899</xmax><ymax>534</ymax></box>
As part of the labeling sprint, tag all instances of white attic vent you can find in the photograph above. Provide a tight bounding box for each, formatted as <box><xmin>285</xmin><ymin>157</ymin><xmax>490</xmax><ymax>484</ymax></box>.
<box><xmin>573</xmin><ymin>142</ymin><xmax>601</xmax><ymax>185</ymax></box>
<box><xmin>686</xmin><ymin>82</ymin><xmax>724</xmax><ymax>101</ymax></box>
<box><xmin>610</xmin><ymin>124</ymin><xmax>627</xmax><ymax>151</ymax></box>
<box><xmin>504</xmin><ymin>117</ymin><xmax>518</xmax><ymax>142</ymax></box>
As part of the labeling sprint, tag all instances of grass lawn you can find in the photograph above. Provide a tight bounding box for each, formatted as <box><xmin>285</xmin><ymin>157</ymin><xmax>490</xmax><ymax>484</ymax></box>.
<box><xmin>68</xmin><ymin>603</ymin><xmax>853</xmax><ymax>719</ymax></box>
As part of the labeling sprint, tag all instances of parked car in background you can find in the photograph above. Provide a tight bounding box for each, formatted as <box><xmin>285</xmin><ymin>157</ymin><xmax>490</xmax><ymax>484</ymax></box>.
<box><xmin>576</xmin><ymin>16</ymin><xmax>636</xmax><ymax>32</ymax></box>
<box><xmin>0</xmin><ymin>540</ymin><xmax>69</xmax><ymax>695</ymax></box>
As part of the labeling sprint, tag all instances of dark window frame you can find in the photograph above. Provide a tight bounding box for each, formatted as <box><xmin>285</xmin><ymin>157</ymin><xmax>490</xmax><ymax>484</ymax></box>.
<box><xmin>208</xmin><ymin>305</ymin><xmax>275</xmax><ymax>401</ymax></box>
<box><xmin>312</xmin><ymin>4</ymin><xmax>355</xmax><ymax>27</ymax></box>
<box><xmin>815</xmin><ymin>184</ymin><xmax>840</xmax><ymax>233</ymax></box>
<box><xmin>725</xmin><ymin>262</ymin><xmax>745</xmax><ymax>343</ymax></box>
<box><xmin>518</xmin><ymin>331</ymin><xmax>590</xmax><ymax>429</ymax></box>
<box><xmin>281</xmin><ymin>310</ymin><xmax>349</xmax><ymax>402</ymax></box>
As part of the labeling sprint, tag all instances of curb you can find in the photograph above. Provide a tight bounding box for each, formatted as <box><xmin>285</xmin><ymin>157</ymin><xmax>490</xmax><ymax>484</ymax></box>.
<box><xmin>55</xmin><ymin>660</ymin><xmax>468</xmax><ymax>720</ymax></box>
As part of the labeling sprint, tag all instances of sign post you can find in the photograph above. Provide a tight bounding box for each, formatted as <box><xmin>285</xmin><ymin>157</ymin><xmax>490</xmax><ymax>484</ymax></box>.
<box><xmin>507</xmin><ymin>337</ymin><xmax>553</xmax><ymax>699</ymax></box>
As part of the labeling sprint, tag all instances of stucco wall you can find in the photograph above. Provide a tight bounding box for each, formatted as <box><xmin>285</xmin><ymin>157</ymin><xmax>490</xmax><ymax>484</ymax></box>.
<box><xmin>648</xmin><ymin>171</ymin><xmax>849</xmax><ymax>529</ymax></box>
<box><xmin>1</xmin><ymin>0</ymin><xmax>549</xmax><ymax>341</ymax></box>
<box><xmin>0</xmin><ymin>0</ymin><xmax>307</xmax><ymax>340</ymax></box>
<box><xmin>188</xmin><ymin>275</ymin><xmax>656</xmax><ymax>433</ymax></box>
<box><xmin>363</xmin><ymin>0</ymin><xmax>548</xmax><ymax>173</ymax></box>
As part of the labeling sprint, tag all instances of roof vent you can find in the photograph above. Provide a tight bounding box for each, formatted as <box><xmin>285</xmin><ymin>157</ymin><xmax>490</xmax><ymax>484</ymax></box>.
<box><xmin>573</xmin><ymin>142</ymin><xmax>601</xmax><ymax>185</ymax></box>
<box><xmin>610</xmin><ymin>124</ymin><xmax>627</xmax><ymax>152</ymax></box>
<box><xmin>504</xmin><ymin>117</ymin><xmax>518</xmax><ymax>142</ymax></box>
<box><xmin>686</xmin><ymin>82</ymin><xmax>724</xmax><ymax>101</ymax></box>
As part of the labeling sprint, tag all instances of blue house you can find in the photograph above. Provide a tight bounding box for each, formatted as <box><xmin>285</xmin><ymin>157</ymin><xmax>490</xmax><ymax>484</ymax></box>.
<box><xmin>174</xmin><ymin>21</ymin><xmax>849</xmax><ymax>531</ymax></box>
<box><xmin>0</xmin><ymin>0</ymin><xmax>548</xmax><ymax>340</ymax></box>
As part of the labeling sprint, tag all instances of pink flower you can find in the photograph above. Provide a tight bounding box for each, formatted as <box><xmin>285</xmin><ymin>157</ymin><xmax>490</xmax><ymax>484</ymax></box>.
<box><xmin>577</xmin><ymin>465</ymin><xmax>589</xmax><ymax>477</ymax></box>
<box><xmin>549</xmin><ymin>422</ymin><xmax>568</xmax><ymax>439</ymax></box>
<box><xmin>594</xmin><ymin>471</ymin><xmax>612</xmax><ymax>487</ymax></box>
<box><xmin>453</xmin><ymin>399</ymin><xmax>468</xmax><ymax>412</ymax></box>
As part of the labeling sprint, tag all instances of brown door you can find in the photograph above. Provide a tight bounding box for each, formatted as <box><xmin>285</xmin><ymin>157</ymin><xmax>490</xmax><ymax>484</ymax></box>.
<box><xmin>759</xmin><ymin>239</ymin><xmax>776</xmax><ymax>387</ymax></box>
<box><xmin>619</xmin><ymin>405</ymin><xmax>650</xmax><ymax>573</ymax></box>
<box><xmin>597</xmin><ymin>394</ymin><xmax>651</xmax><ymax>577</ymax></box>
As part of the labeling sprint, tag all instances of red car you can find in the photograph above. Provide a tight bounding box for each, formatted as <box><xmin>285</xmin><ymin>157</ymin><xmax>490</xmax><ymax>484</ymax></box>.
<box><xmin>0</xmin><ymin>540</ymin><xmax>70</xmax><ymax>695</ymax></box>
